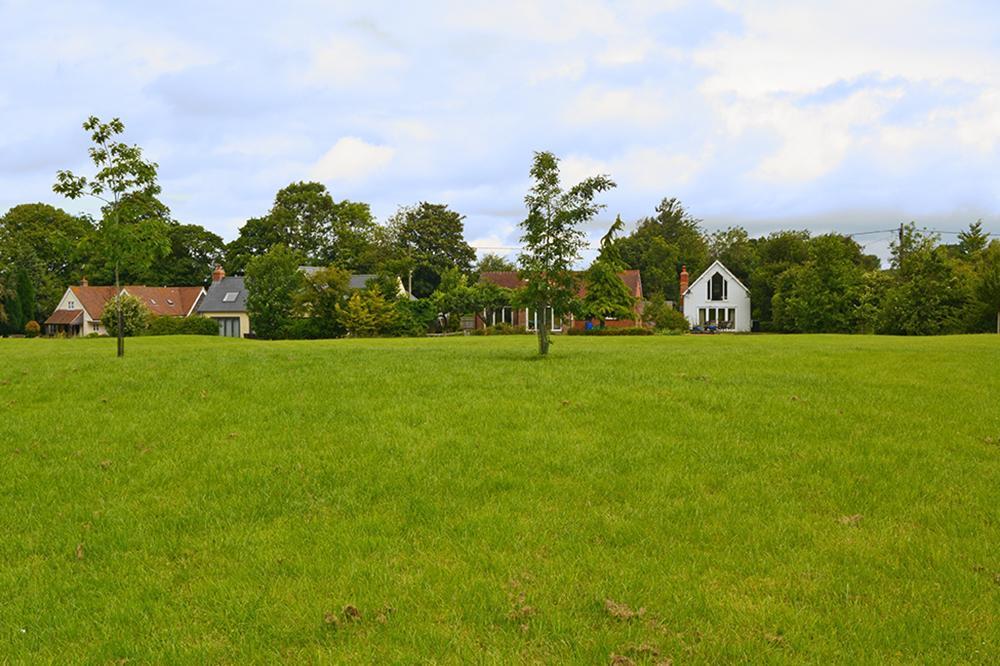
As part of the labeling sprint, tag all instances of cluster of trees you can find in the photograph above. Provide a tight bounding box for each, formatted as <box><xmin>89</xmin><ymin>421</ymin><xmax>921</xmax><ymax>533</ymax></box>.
<box><xmin>615</xmin><ymin>201</ymin><xmax>1000</xmax><ymax>334</ymax></box>
<box><xmin>2</xmin><ymin>116</ymin><xmax>998</xmax><ymax>351</ymax></box>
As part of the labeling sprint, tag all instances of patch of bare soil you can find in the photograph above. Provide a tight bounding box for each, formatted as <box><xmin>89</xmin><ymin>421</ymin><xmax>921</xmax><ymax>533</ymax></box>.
<box><xmin>605</xmin><ymin>599</ymin><xmax>645</xmax><ymax>621</ymax></box>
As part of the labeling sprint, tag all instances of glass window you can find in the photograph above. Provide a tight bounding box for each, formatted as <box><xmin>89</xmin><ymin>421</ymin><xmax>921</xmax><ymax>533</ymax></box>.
<box><xmin>699</xmin><ymin>308</ymin><xmax>706</xmax><ymax>324</ymax></box>
<box><xmin>710</xmin><ymin>273</ymin><xmax>726</xmax><ymax>301</ymax></box>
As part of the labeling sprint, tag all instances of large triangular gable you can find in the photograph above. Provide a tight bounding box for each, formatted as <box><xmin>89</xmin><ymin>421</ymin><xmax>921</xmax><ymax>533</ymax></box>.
<box><xmin>684</xmin><ymin>260</ymin><xmax>750</xmax><ymax>297</ymax></box>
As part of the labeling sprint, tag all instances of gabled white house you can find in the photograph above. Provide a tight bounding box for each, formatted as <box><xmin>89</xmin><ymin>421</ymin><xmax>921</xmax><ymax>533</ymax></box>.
<box><xmin>681</xmin><ymin>260</ymin><xmax>752</xmax><ymax>332</ymax></box>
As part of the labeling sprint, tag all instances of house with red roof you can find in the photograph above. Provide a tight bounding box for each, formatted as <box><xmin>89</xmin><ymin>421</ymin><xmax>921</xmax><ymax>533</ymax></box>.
<box><xmin>477</xmin><ymin>270</ymin><xmax>645</xmax><ymax>331</ymax></box>
<box><xmin>44</xmin><ymin>279</ymin><xmax>205</xmax><ymax>336</ymax></box>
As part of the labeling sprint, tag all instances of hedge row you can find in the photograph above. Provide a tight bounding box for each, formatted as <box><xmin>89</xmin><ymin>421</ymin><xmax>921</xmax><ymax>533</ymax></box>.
<box><xmin>565</xmin><ymin>326</ymin><xmax>654</xmax><ymax>336</ymax></box>
<box><xmin>143</xmin><ymin>316</ymin><xmax>220</xmax><ymax>336</ymax></box>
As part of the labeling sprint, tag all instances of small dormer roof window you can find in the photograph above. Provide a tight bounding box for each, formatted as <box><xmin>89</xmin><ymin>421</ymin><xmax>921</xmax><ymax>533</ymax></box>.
<box><xmin>222</xmin><ymin>292</ymin><xmax>239</xmax><ymax>303</ymax></box>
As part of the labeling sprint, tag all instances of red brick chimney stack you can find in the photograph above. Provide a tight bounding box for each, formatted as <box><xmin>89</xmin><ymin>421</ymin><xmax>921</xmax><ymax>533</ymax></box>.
<box><xmin>212</xmin><ymin>265</ymin><xmax>225</xmax><ymax>283</ymax></box>
<box><xmin>679</xmin><ymin>265</ymin><xmax>689</xmax><ymax>309</ymax></box>
<box><xmin>81</xmin><ymin>277</ymin><xmax>88</xmax><ymax>287</ymax></box>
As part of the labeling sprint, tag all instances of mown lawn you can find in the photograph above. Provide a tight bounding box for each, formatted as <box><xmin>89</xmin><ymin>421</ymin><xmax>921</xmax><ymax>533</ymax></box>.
<box><xmin>1</xmin><ymin>334</ymin><xmax>998</xmax><ymax>663</ymax></box>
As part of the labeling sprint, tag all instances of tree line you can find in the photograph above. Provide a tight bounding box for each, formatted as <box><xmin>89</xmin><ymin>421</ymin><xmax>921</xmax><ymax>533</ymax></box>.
<box><xmin>2</xmin><ymin>116</ymin><xmax>999</xmax><ymax>345</ymax></box>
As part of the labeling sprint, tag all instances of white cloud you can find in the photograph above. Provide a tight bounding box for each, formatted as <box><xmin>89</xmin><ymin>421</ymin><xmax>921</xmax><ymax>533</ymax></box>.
<box><xmin>563</xmin><ymin>85</ymin><xmax>673</xmax><ymax>128</ymax></box>
<box><xmin>562</xmin><ymin>147</ymin><xmax>706</xmax><ymax>192</ymax></box>
<box><xmin>700</xmin><ymin>0</ymin><xmax>1000</xmax><ymax>96</ymax></box>
<box><xmin>304</xmin><ymin>37</ymin><xmax>405</xmax><ymax>87</ymax></box>
<box><xmin>310</xmin><ymin>137</ymin><xmax>394</xmax><ymax>183</ymax></box>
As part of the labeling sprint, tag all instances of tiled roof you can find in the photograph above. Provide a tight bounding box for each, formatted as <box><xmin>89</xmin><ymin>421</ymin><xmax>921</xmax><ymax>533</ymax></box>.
<box><xmin>198</xmin><ymin>276</ymin><xmax>247</xmax><ymax>313</ymax></box>
<box><xmin>44</xmin><ymin>309</ymin><xmax>84</xmax><ymax>325</ymax></box>
<box><xmin>126</xmin><ymin>286</ymin><xmax>204</xmax><ymax>316</ymax></box>
<box><xmin>70</xmin><ymin>286</ymin><xmax>118</xmax><ymax>319</ymax></box>
<box><xmin>67</xmin><ymin>285</ymin><xmax>204</xmax><ymax>319</ymax></box>
<box><xmin>479</xmin><ymin>269</ymin><xmax>644</xmax><ymax>300</ymax></box>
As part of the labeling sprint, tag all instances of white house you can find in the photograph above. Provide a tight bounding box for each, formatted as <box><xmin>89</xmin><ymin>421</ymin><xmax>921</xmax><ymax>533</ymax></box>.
<box><xmin>681</xmin><ymin>260</ymin><xmax>752</xmax><ymax>332</ymax></box>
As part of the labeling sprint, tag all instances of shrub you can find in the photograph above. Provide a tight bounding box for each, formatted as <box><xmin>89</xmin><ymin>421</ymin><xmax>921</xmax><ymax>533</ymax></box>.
<box><xmin>24</xmin><ymin>320</ymin><xmax>40</xmax><ymax>338</ymax></box>
<box><xmin>282</xmin><ymin>318</ymin><xmax>326</xmax><ymax>340</ymax></box>
<box><xmin>101</xmin><ymin>294</ymin><xmax>151</xmax><ymax>337</ymax></box>
<box><xmin>644</xmin><ymin>296</ymin><xmax>689</xmax><ymax>332</ymax></box>
<box><xmin>389</xmin><ymin>299</ymin><xmax>437</xmax><ymax>337</ymax></box>
<box><xmin>144</xmin><ymin>316</ymin><xmax>220</xmax><ymax>336</ymax></box>
<box><xmin>566</xmin><ymin>326</ymin><xmax>653</xmax><ymax>336</ymax></box>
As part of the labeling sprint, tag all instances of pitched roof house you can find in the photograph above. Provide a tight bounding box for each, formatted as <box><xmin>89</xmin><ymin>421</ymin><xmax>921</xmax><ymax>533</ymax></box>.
<box><xmin>680</xmin><ymin>260</ymin><xmax>751</xmax><ymax>332</ymax></box>
<box><xmin>196</xmin><ymin>266</ymin><xmax>249</xmax><ymax>337</ymax></box>
<box><xmin>477</xmin><ymin>269</ymin><xmax>645</xmax><ymax>331</ymax></box>
<box><xmin>44</xmin><ymin>279</ymin><xmax>205</xmax><ymax>336</ymax></box>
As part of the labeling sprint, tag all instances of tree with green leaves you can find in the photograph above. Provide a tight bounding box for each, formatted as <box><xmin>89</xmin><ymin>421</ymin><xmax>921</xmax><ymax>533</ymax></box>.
<box><xmin>100</xmin><ymin>293</ymin><xmax>150</xmax><ymax>337</ymax></box>
<box><xmin>878</xmin><ymin>224</ymin><xmax>968</xmax><ymax>335</ymax></box>
<box><xmin>386</xmin><ymin>202</ymin><xmax>476</xmax><ymax>298</ymax></box>
<box><xmin>0</xmin><ymin>203</ymin><xmax>93</xmax><ymax>320</ymax></box>
<box><xmin>977</xmin><ymin>242</ymin><xmax>1000</xmax><ymax>334</ymax></box>
<box><xmin>617</xmin><ymin>198</ymin><xmax>709</xmax><ymax>302</ymax></box>
<box><xmin>957</xmin><ymin>220</ymin><xmax>989</xmax><ymax>260</ymax></box>
<box><xmin>245</xmin><ymin>244</ymin><xmax>303</xmax><ymax>339</ymax></box>
<box><xmin>146</xmin><ymin>222</ymin><xmax>225</xmax><ymax>285</ymax></box>
<box><xmin>475</xmin><ymin>252</ymin><xmax>516</xmax><ymax>275</ymax></box>
<box><xmin>226</xmin><ymin>182</ymin><xmax>375</xmax><ymax>272</ymax></box>
<box><xmin>296</xmin><ymin>265</ymin><xmax>352</xmax><ymax>338</ymax></box>
<box><xmin>53</xmin><ymin>116</ymin><xmax>169</xmax><ymax>356</ymax></box>
<box><xmin>1</xmin><ymin>267</ymin><xmax>35</xmax><ymax>335</ymax></box>
<box><xmin>336</xmin><ymin>287</ymin><xmax>397</xmax><ymax>337</ymax></box>
<box><xmin>518</xmin><ymin>151</ymin><xmax>615</xmax><ymax>355</ymax></box>
<box><xmin>582</xmin><ymin>216</ymin><xmax>635</xmax><ymax>327</ymax></box>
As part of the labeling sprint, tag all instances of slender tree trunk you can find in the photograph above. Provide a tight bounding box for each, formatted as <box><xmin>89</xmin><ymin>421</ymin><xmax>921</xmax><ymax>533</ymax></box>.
<box><xmin>537</xmin><ymin>305</ymin><xmax>550</xmax><ymax>356</ymax></box>
<box><xmin>115</xmin><ymin>264</ymin><xmax>124</xmax><ymax>358</ymax></box>
<box><xmin>996</xmin><ymin>310</ymin><xmax>999</xmax><ymax>335</ymax></box>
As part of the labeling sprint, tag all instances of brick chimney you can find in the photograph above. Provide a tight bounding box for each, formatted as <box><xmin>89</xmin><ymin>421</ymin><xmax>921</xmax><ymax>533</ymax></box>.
<box><xmin>80</xmin><ymin>276</ymin><xmax>88</xmax><ymax>287</ymax></box>
<box><xmin>212</xmin><ymin>265</ymin><xmax>225</xmax><ymax>283</ymax></box>
<box><xmin>679</xmin><ymin>265</ymin><xmax>689</xmax><ymax>309</ymax></box>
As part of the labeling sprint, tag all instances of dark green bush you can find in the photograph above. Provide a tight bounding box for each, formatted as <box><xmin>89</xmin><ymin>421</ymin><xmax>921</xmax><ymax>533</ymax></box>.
<box><xmin>388</xmin><ymin>299</ymin><xmax>437</xmax><ymax>337</ymax></box>
<box><xmin>282</xmin><ymin>318</ymin><xmax>326</xmax><ymax>340</ymax></box>
<box><xmin>145</xmin><ymin>316</ymin><xmax>220</xmax><ymax>336</ymax></box>
<box><xmin>566</xmin><ymin>326</ymin><xmax>653</xmax><ymax>336</ymax></box>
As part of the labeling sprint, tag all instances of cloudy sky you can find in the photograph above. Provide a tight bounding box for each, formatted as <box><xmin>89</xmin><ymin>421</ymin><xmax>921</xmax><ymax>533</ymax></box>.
<box><xmin>2</xmin><ymin>0</ymin><xmax>998</xmax><ymax>262</ymax></box>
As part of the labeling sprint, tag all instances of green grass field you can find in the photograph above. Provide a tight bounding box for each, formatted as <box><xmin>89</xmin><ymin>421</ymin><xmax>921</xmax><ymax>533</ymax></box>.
<box><xmin>1</xmin><ymin>334</ymin><xmax>998</xmax><ymax>663</ymax></box>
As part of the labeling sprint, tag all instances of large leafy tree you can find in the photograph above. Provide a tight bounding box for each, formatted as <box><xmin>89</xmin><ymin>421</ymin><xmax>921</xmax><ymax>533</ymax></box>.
<box><xmin>877</xmin><ymin>224</ymin><xmax>968</xmax><ymax>335</ymax></box>
<box><xmin>0</xmin><ymin>203</ymin><xmax>93</xmax><ymax>320</ymax></box>
<box><xmin>748</xmin><ymin>230</ymin><xmax>811</xmax><ymax>327</ymax></box>
<box><xmin>582</xmin><ymin>216</ymin><xmax>635</xmax><ymax>327</ymax></box>
<box><xmin>145</xmin><ymin>222</ymin><xmax>225</xmax><ymax>285</ymax></box>
<box><xmin>708</xmin><ymin>226</ymin><xmax>757</xmax><ymax>285</ymax></box>
<box><xmin>1</xmin><ymin>267</ymin><xmax>35</xmax><ymax>335</ymax></box>
<box><xmin>53</xmin><ymin>116</ymin><xmax>169</xmax><ymax>357</ymax></box>
<box><xmin>618</xmin><ymin>197</ymin><xmax>709</xmax><ymax>302</ymax></box>
<box><xmin>226</xmin><ymin>182</ymin><xmax>375</xmax><ymax>272</ymax></box>
<box><xmin>386</xmin><ymin>202</ymin><xmax>476</xmax><ymax>298</ymax></box>
<box><xmin>245</xmin><ymin>244</ymin><xmax>303</xmax><ymax>339</ymax></box>
<box><xmin>771</xmin><ymin>234</ymin><xmax>867</xmax><ymax>333</ymax></box>
<box><xmin>475</xmin><ymin>252</ymin><xmax>516</xmax><ymax>275</ymax></box>
<box><xmin>295</xmin><ymin>265</ymin><xmax>352</xmax><ymax>338</ymax></box>
<box><xmin>977</xmin><ymin>241</ymin><xmax>1000</xmax><ymax>334</ymax></box>
<box><xmin>518</xmin><ymin>151</ymin><xmax>615</xmax><ymax>356</ymax></box>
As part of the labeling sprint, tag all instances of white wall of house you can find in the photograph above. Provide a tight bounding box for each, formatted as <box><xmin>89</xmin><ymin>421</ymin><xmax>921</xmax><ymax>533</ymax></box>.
<box><xmin>52</xmin><ymin>287</ymin><xmax>104</xmax><ymax>335</ymax></box>
<box><xmin>682</xmin><ymin>261</ymin><xmax>752</xmax><ymax>332</ymax></box>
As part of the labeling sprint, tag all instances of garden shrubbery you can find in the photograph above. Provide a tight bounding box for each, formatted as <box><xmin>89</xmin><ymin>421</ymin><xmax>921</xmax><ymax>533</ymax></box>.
<box><xmin>144</xmin><ymin>315</ymin><xmax>220</xmax><ymax>336</ymax></box>
<box><xmin>566</xmin><ymin>326</ymin><xmax>653</xmax><ymax>336</ymax></box>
